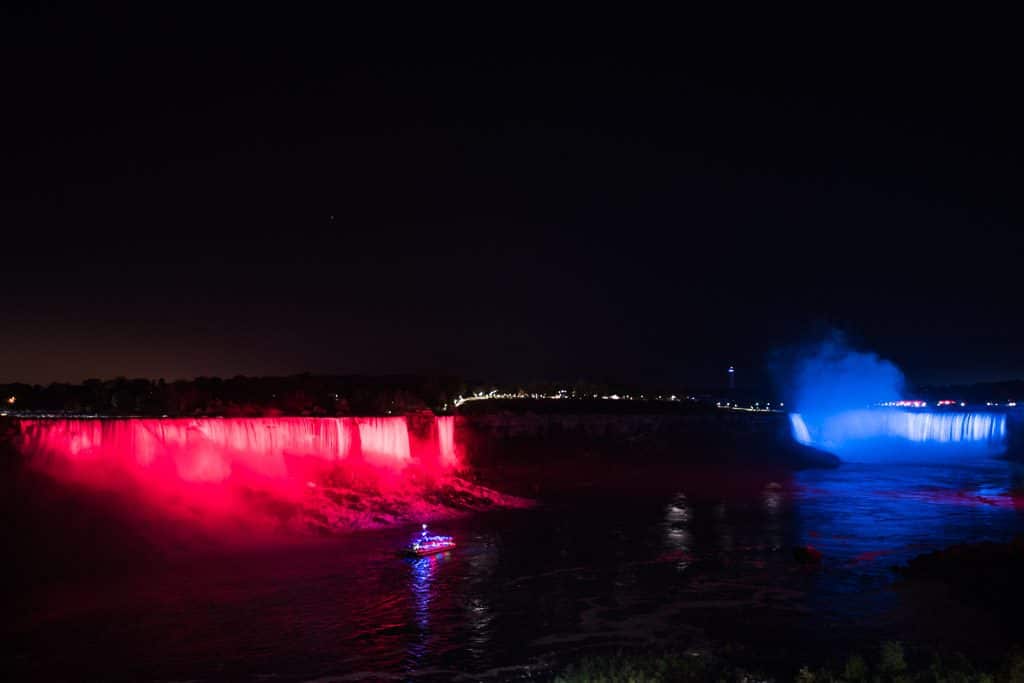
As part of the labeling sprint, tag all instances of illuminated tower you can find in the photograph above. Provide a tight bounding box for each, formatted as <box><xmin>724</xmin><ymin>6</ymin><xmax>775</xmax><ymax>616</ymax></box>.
<box><xmin>728</xmin><ymin>365</ymin><xmax>735</xmax><ymax>390</ymax></box>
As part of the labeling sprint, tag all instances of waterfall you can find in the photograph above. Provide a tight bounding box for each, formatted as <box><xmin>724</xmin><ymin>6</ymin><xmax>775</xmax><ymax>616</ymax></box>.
<box><xmin>11</xmin><ymin>414</ymin><xmax>527</xmax><ymax>536</ymax></box>
<box><xmin>436</xmin><ymin>415</ymin><xmax>457</xmax><ymax>467</ymax></box>
<box><xmin>789</xmin><ymin>413</ymin><xmax>812</xmax><ymax>445</ymax></box>
<box><xmin>356</xmin><ymin>417</ymin><xmax>412</xmax><ymax>468</ymax></box>
<box><xmin>19</xmin><ymin>416</ymin><xmax>457</xmax><ymax>484</ymax></box>
<box><xmin>790</xmin><ymin>409</ymin><xmax>1007</xmax><ymax>460</ymax></box>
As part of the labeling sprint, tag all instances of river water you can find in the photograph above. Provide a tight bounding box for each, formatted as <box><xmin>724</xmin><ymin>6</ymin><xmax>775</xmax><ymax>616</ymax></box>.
<box><xmin>10</xmin><ymin>456</ymin><xmax>1024</xmax><ymax>681</ymax></box>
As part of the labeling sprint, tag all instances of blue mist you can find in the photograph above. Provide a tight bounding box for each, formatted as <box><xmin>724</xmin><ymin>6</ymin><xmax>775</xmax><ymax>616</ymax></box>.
<box><xmin>780</xmin><ymin>333</ymin><xmax>1007</xmax><ymax>461</ymax></box>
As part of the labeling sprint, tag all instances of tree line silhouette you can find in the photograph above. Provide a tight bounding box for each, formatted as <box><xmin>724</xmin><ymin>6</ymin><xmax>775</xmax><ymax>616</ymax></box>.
<box><xmin>0</xmin><ymin>375</ymin><xmax>465</xmax><ymax>417</ymax></box>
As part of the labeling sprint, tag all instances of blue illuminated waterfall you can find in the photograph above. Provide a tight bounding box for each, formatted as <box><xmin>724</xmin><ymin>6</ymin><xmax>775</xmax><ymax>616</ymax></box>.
<box><xmin>790</xmin><ymin>409</ymin><xmax>1007</xmax><ymax>462</ymax></box>
<box><xmin>790</xmin><ymin>409</ymin><xmax>1007</xmax><ymax>461</ymax></box>
<box><xmin>775</xmin><ymin>332</ymin><xmax>1011</xmax><ymax>461</ymax></box>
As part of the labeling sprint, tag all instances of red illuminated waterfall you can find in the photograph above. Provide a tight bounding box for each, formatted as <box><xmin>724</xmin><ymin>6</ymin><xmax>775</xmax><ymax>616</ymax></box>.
<box><xmin>15</xmin><ymin>416</ymin><xmax>496</xmax><ymax>534</ymax></box>
<box><xmin>20</xmin><ymin>416</ymin><xmax>458</xmax><ymax>479</ymax></box>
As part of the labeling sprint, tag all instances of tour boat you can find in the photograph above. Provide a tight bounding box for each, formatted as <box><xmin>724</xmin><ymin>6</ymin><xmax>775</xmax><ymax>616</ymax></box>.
<box><xmin>403</xmin><ymin>524</ymin><xmax>456</xmax><ymax>557</ymax></box>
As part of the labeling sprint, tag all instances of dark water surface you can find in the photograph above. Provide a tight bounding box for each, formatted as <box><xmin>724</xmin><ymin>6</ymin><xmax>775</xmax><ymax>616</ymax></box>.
<box><xmin>10</xmin><ymin>457</ymin><xmax>1024</xmax><ymax>681</ymax></box>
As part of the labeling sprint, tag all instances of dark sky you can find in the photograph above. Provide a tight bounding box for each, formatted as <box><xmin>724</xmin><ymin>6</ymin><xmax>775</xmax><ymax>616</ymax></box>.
<box><xmin>2</xmin><ymin>10</ymin><xmax>1022</xmax><ymax>387</ymax></box>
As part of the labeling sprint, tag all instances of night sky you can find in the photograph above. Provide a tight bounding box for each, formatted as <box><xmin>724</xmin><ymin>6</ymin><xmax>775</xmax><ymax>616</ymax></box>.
<box><xmin>3</xmin><ymin>10</ymin><xmax>1022</xmax><ymax>387</ymax></box>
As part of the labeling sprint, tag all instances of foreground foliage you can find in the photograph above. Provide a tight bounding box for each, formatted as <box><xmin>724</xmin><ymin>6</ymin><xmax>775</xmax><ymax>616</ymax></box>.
<box><xmin>555</xmin><ymin>642</ymin><xmax>1024</xmax><ymax>682</ymax></box>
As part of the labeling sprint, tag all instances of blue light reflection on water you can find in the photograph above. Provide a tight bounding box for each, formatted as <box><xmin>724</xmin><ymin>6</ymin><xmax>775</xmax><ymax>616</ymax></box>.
<box><xmin>410</xmin><ymin>554</ymin><xmax>437</xmax><ymax>630</ymax></box>
<box><xmin>789</xmin><ymin>457</ymin><xmax>1024</xmax><ymax>622</ymax></box>
<box><xmin>795</xmin><ymin>460</ymin><xmax>1024</xmax><ymax>568</ymax></box>
<box><xmin>406</xmin><ymin>550</ymin><xmax>454</xmax><ymax>670</ymax></box>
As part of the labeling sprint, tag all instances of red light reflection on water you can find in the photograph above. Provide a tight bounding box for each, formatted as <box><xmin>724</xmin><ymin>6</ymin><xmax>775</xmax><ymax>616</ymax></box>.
<box><xmin>870</xmin><ymin>488</ymin><xmax>1022</xmax><ymax>510</ymax></box>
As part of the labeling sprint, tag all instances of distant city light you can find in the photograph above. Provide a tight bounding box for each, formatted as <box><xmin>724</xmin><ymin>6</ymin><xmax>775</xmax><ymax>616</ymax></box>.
<box><xmin>879</xmin><ymin>400</ymin><xmax>928</xmax><ymax>408</ymax></box>
<box><xmin>448</xmin><ymin>389</ymin><xmax>780</xmax><ymax>412</ymax></box>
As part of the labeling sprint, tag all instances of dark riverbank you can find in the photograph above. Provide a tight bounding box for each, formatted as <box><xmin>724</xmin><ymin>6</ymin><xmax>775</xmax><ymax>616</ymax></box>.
<box><xmin>554</xmin><ymin>643</ymin><xmax>1024</xmax><ymax>682</ymax></box>
<box><xmin>458</xmin><ymin>409</ymin><xmax>837</xmax><ymax>499</ymax></box>
<box><xmin>893</xmin><ymin>538</ymin><xmax>1024</xmax><ymax>647</ymax></box>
